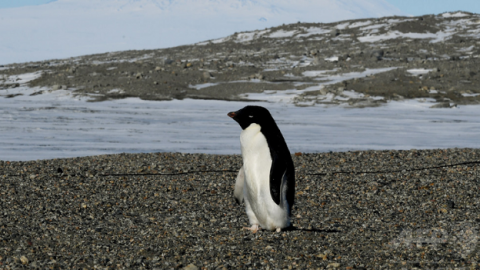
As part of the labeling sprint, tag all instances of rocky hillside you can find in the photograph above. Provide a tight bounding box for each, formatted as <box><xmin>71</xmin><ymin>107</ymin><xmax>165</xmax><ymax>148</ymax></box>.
<box><xmin>1</xmin><ymin>11</ymin><xmax>480</xmax><ymax>108</ymax></box>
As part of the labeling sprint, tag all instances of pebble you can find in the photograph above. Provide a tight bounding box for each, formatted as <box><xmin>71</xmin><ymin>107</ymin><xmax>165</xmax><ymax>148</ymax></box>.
<box><xmin>163</xmin><ymin>58</ymin><xmax>174</xmax><ymax>65</ymax></box>
<box><xmin>183</xmin><ymin>264</ymin><xmax>198</xmax><ymax>270</ymax></box>
<box><xmin>331</xmin><ymin>28</ymin><xmax>341</xmax><ymax>36</ymax></box>
<box><xmin>327</xmin><ymin>262</ymin><xmax>341</xmax><ymax>268</ymax></box>
<box><xmin>202</xmin><ymin>71</ymin><xmax>212</xmax><ymax>79</ymax></box>
<box><xmin>20</xmin><ymin>256</ymin><xmax>28</xmax><ymax>265</ymax></box>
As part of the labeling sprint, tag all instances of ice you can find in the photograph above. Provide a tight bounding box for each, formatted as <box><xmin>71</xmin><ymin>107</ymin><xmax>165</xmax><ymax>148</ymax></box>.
<box><xmin>1</xmin><ymin>68</ymin><xmax>479</xmax><ymax>161</ymax></box>
<box><xmin>2</xmin><ymin>92</ymin><xmax>480</xmax><ymax>161</ymax></box>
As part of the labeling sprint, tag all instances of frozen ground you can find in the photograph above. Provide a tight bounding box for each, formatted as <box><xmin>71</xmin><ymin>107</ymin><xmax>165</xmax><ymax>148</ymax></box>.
<box><xmin>1</xmin><ymin>83</ymin><xmax>479</xmax><ymax>161</ymax></box>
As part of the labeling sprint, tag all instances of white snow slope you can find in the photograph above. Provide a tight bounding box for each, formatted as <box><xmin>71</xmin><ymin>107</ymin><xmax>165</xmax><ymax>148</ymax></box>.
<box><xmin>0</xmin><ymin>0</ymin><xmax>403</xmax><ymax>65</ymax></box>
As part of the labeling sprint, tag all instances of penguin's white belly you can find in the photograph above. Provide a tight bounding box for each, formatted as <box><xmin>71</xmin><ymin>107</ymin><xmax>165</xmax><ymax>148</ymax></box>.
<box><xmin>240</xmin><ymin>124</ymin><xmax>289</xmax><ymax>230</ymax></box>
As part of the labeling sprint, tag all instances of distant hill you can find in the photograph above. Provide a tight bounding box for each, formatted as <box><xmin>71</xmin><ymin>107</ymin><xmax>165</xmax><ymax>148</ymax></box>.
<box><xmin>0</xmin><ymin>0</ymin><xmax>402</xmax><ymax>65</ymax></box>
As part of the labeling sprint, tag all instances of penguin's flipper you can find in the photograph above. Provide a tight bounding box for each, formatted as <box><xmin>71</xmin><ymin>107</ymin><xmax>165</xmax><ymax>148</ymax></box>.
<box><xmin>269</xmin><ymin>151</ymin><xmax>295</xmax><ymax>208</ymax></box>
<box><xmin>269</xmin><ymin>152</ymin><xmax>284</xmax><ymax>205</ymax></box>
<box><xmin>234</xmin><ymin>166</ymin><xmax>245</xmax><ymax>204</ymax></box>
<box><xmin>284</xmin><ymin>166</ymin><xmax>295</xmax><ymax>212</ymax></box>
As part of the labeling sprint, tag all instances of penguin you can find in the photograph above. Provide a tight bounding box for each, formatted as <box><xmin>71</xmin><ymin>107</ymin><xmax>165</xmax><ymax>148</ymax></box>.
<box><xmin>228</xmin><ymin>105</ymin><xmax>295</xmax><ymax>233</ymax></box>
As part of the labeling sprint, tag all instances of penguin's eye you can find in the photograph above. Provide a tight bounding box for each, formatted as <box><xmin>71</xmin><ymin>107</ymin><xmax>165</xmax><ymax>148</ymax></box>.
<box><xmin>249</xmin><ymin>115</ymin><xmax>253</xmax><ymax>118</ymax></box>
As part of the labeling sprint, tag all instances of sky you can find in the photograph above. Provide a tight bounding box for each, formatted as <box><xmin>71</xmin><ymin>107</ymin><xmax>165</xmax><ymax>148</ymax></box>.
<box><xmin>0</xmin><ymin>0</ymin><xmax>479</xmax><ymax>65</ymax></box>
<box><xmin>0</xmin><ymin>0</ymin><xmax>479</xmax><ymax>15</ymax></box>
<box><xmin>0</xmin><ymin>0</ymin><xmax>404</xmax><ymax>65</ymax></box>
<box><xmin>386</xmin><ymin>0</ymin><xmax>480</xmax><ymax>16</ymax></box>
<box><xmin>0</xmin><ymin>0</ymin><xmax>54</xmax><ymax>9</ymax></box>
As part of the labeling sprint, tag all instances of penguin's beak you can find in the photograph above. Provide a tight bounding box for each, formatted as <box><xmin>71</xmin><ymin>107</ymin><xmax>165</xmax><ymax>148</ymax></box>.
<box><xmin>227</xmin><ymin>111</ymin><xmax>236</xmax><ymax>118</ymax></box>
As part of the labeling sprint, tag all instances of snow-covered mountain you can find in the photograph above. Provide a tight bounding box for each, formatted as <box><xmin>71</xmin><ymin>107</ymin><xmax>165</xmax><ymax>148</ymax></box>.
<box><xmin>0</xmin><ymin>0</ymin><xmax>403</xmax><ymax>65</ymax></box>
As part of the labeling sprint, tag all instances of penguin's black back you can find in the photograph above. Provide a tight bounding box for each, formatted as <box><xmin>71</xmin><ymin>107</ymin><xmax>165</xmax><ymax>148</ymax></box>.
<box><xmin>262</xmin><ymin>117</ymin><xmax>295</xmax><ymax>211</ymax></box>
<box><xmin>228</xmin><ymin>106</ymin><xmax>295</xmax><ymax>210</ymax></box>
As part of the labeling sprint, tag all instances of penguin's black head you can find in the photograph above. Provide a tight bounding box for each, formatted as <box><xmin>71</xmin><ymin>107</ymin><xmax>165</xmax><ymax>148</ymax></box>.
<box><xmin>227</xmin><ymin>105</ymin><xmax>275</xmax><ymax>130</ymax></box>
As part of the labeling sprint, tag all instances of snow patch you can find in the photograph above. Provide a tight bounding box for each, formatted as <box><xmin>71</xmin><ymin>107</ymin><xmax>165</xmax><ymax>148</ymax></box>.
<box><xmin>243</xmin><ymin>67</ymin><xmax>398</xmax><ymax>103</ymax></box>
<box><xmin>360</xmin><ymin>23</ymin><xmax>388</xmax><ymax>31</ymax></box>
<box><xmin>462</xmin><ymin>93</ymin><xmax>480</xmax><ymax>97</ymax></box>
<box><xmin>107</xmin><ymin>89</ymin><xmax>124</xmax><ymax>94</ymax></box>
<box><xmin>442</xmin><ymin>12</ymin><xmax>470</xmax><ymax>18</ymax></box>
<box><xmin>268</xmin><ymin>29</ymin><xmax>298</xmax><ymax>38</ymax></box>
<box><xmin>188</xmin><ymin>82</ymin><xmax>220</xmax><ymax>90</ymax></box>
<box><xmin>302</xmin><ymin>69</ymin><xmax>338</xmax><ymax>77</ymax></box>
<box><xmin>349</xmin><ymin>20</ymin><xmax>372</xmax><ymax>28</ymax></box>
<box><xmin>325</xmin><ymin>56</ymin><xmax>339</xmax><ymax>62</ymax></box>
<box><xmin>1</xmin><ymin>72</ymin><xmax>42</xmax><ymax>85</ymax></box>
<box><xmin>407</xmin><ymin>69</ymin><xmax>435</xmax><ymax>75</ymax></box>
<box><xmin>236</xmin><ymin>30</ymin><xmax>269</xmax><ymax>42</ymax></box>
<box><xmin>296</xmin><ymin>27</ymin><xmax>330</xmax><ymax>38</ymax></box>
<box><xmin>358</xmin><ymin>30</ymin><xmax>454</xmax><ymax>43</ymax></box>
<box><xmin>335</xmin><ymin>22</ymin><xmax>351</xmax><ymax>30</ymax></box>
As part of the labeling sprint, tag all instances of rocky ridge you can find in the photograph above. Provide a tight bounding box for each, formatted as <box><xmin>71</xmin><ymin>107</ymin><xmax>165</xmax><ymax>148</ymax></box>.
<box><xmin>1</xmin><ymin>11</ymin><xmax>480</xmax><ymax>107</ymax></box>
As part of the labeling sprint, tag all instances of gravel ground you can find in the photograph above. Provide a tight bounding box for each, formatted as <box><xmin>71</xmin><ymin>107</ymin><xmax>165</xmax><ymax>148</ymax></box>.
<box><xmin>1</xmin><ymin>149</ymin><xmax>480</xmax><ymax>269</ymax></box>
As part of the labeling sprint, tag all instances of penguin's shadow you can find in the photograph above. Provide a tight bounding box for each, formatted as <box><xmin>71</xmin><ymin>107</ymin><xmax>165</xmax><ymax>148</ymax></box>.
<box><xmin>282</xmin><ymin>226</ymin><xmax>341</xmax><ymax>233</ymax></box>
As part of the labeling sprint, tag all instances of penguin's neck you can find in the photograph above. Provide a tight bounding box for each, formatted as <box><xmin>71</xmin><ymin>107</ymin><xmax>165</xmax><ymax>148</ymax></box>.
<box><xmin>240</xmin><ymin>124</ymin><xmax>272</xmax><ymax>191</ymax></box>
<box><xmin>240</xmin><ymin>123</ymin><xmax>272</xmax><ymax>170</ymax></box>
<box><xmin>240</xmin><ymin>123</ymin><xmax>262</xmax><ymax>153</ymax></box>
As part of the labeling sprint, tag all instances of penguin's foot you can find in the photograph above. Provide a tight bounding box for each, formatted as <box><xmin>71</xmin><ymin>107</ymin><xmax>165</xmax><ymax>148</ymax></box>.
<box><xmin>243</xmin><ymin>224</ymin><xmax>260</xmax><ymax>233</ymax></box>
<box><xmin>276</xmin><ymin>228</ymin><xmax>281</xmax><ymax>233</ymax></box>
